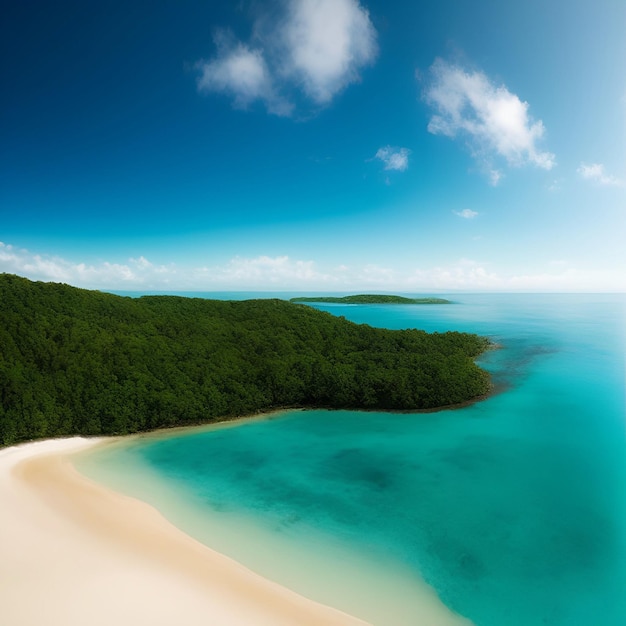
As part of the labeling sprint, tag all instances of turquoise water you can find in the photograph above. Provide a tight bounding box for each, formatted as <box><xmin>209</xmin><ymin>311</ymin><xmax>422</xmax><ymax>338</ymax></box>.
<box><xmin>78</xmin><ymin>294</ymin><xmax>626</xmax><ymax>625</ymax></box>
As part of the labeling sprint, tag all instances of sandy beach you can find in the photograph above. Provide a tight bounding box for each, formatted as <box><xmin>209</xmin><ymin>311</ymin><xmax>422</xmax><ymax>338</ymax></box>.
<box><xmin>0</xmin><ymin>437</ymin><xmax>369</xmax><ymax>626</ymax></box>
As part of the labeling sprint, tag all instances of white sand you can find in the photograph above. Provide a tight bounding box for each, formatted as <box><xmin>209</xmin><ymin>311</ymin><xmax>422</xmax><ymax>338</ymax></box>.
<box><xmin>0</xmin><ymin>437</ymin><xmax>369</xmax><ymax>626</ymax></box>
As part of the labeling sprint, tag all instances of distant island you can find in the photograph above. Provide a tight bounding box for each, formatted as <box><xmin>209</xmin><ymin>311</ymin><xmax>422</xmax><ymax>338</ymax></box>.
<box><xmin>0</xmin><ymin>275</ymin><xmax>489</xmax><ymax>446</ymax></box>
<box><xmin>290</xmin><ymin>295</ymin><xmax>452</xmax><ymax>305</ymax></box>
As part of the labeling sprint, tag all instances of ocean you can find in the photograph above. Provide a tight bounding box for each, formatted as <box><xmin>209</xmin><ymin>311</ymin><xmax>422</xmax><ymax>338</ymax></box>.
<box><xmin>77</xmin><ymin>293</ymin><xmax>626</xmax><ymax>625</ymax></box>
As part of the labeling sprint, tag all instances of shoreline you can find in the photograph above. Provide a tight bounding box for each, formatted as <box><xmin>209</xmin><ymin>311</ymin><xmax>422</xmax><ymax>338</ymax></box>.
<box><xmin>72</xmin><ymin>375</ymin><xmax>501</xmax><ymax>446</ymax></box>
<box><xmin>75</xmin><ymin>426</ymin><xmax>473</xmax><ymax>626</ymax></box>
<box><xmin>1</xmin><ymin>437</ymin><xmax>370</xmax><ymax>626</ymax></box>
<box><xmin>1</xmin><ymin>341</ymin><xmax>498</xmax><ymax>452</ymax></box>
<box><xmin>1</xmin><ymin>431</ymin><xmax>473</xmax><ymax>626</ymax></box>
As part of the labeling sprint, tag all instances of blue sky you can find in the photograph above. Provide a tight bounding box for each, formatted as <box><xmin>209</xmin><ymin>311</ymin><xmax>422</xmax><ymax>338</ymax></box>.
<box><xmin>1</xmin><ymin>0</ymin><xmax>624</xmax><ymax>291</ymax></box>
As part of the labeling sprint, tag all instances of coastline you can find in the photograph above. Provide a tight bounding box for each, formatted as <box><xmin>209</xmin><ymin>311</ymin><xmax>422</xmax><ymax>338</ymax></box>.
<box><xmin>75</xmin><ymin>424</ymin><xmax>474</xmax><ymax>626</ymax></box>
<box><xmin>1</xmin><ymin>429</ymin><xmax>473</xmax><ymax>626</ymax></box>
<box><xmin>0</xmin><ymin>437</ymin><xmax>369</xmax><ymax>626</ymax></box>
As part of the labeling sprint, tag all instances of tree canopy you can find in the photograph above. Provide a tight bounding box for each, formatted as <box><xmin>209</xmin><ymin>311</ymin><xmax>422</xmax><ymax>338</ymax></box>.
<box><xmin>0</xmin><ymin>274</ymin><xmax>491</xmax><ymax>446</ymax></box>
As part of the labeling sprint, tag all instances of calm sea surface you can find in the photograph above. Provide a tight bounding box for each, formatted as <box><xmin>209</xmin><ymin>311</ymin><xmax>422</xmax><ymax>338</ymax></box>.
<box><xmin>79</xmin><ymin>293</ymin><xmax>626</xmax><ymax>625</ymax></box>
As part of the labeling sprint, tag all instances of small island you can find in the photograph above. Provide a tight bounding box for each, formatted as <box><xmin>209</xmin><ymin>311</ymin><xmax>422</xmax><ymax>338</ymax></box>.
<box><xmin>290</xmin><ymin>294</ymin><xmax>452</xmax><ymax>305</ymax></box>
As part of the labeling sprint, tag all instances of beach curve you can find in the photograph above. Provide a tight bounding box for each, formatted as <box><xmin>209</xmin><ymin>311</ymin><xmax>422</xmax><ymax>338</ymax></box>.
<box><xmin>0</xmin><ymin>437</ymin><xmax>370</xmax><ymax>626</ymax></box>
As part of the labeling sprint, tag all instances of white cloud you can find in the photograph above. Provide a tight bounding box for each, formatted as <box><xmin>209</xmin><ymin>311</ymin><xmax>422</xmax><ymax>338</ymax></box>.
<box><xmin>195</xmin><ymin>0</ymin><xmax>377</xmax><ymax>115</ymax></box>
<box><xmin>506</xmin><ymin>268</ymin><xmax>626</xmax><ymax>292</ymax></box>
<box><xmin>205</xmin><ymin>257</ymin><xmax>625</xmax><ymax>292</ymax></box>
<box><xmin>375</xmin><ymin>146</ymin><xmax>410</xmax><ymax>171</ymax></box>
<box><xmin>407</xmin><ymin>259</ymin><xmax>500</xmax><ymax>290</ymax></box>
<box><xmin>0</xmin><ymin>242</ymin><xmax>175</xmax><ymax>289</ymax></box>
<box><xmin>204</xmin><ymin>255</ymin><xmax>336</xmax><ymax>286</ymax></box>
<box><xmin>453</xmin><ymin>208</ymin><xmax>478</xmax><ymax>219</ymax></box>
<box><xmin>357</xmin><ymin>263</ymin><xmax>395</xmax><ymax>284</ymax></box>
<box><xmin>196</xmin><ymin>31</ymin><xmax>291</xmax><ymax>116</ymax></box>
<box><xmin>577</xmin><ymin>163</ymin><xmax>623</xmax><ymax>186</ymax></box>
<box><xmin>278</xmin><ymin>0</ymin><xmax>378</xmax><ymax>104</ymax></box>
<box><xmin>423</xmin><ymin>59</ymin><xmax>555</xmax><ymax>178</ymax></box>
<box><xmin>3</xmin><ymin>243</ymin><xmax>623</xmax><ymax>293</ymax></box>
<box><xmin>130</xmin><ymin>256</ymin><xmax>153</xmax><ymax>270</ymax></box>
<box><xmin>489</xmin><ymin>169</ymin><xmax>503</xmax><ymax>186</ymax></box>
<box><xmin>405</xmin><ymin>259</ymin><xmax>625</xmax><ymax>292</ymax></box>
<box><xmin>0</xmin><ymin>244</ymin><xmax>340</xmax><ymax>290</ymax></box>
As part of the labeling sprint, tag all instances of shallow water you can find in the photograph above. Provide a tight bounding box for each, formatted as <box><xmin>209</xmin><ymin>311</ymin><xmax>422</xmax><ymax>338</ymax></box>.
<box><xmin>78</xmin><ymin>294</ymin><xmax>626</xmax><ymax>625</ymax></box>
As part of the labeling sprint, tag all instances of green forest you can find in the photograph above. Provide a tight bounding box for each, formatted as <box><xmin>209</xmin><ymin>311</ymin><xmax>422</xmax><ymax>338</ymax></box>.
<box><xmin>290</xmin><ymin>295</ymin><xmax>452</xmax><ymax>304</ymax></box>
<box><xmin>0</xmin><ymin>274</ymin><xmax>491</xmax><ymax>446</ymax></box>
